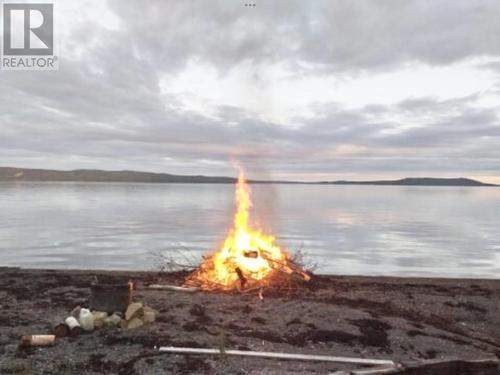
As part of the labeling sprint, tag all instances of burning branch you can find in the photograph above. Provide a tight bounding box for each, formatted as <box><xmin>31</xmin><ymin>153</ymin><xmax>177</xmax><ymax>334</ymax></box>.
<box><xmin>183</xmin><ymin>170</ymin><xmax>311</xmax><ymax>292</ymax></box>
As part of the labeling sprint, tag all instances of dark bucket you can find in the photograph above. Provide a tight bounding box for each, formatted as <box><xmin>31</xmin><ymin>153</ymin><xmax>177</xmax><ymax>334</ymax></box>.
<box><xmin>90</xmin><ymin>283</ymin><xmax>131</xmax><ymax>314</ymax></box>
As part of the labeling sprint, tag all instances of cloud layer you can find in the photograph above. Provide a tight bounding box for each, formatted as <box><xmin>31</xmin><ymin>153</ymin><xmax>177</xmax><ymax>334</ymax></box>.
<box><xmin>1</xmin><ymin>0</ymin><xmax>499</xmax><ymax>182</ymax></box>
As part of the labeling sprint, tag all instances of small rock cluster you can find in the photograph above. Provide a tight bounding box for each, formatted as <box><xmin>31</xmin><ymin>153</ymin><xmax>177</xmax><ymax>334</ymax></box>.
<box><xmin>54</xmin><ymin>302</ymin><xmax>158</xmax><ymax>337</ymax></box>
<box><xmin>121</xmin><ymin>302</ymin><xmax>158</xmax><ymax>330</ymax></box>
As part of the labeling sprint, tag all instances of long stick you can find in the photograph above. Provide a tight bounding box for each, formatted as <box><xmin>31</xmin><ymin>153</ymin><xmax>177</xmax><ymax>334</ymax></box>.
<box><xmin>148</xmin><ymin>284</ymin><xmax>198</xmax><ymax>293</ymax></box>
<box><xmin>157</xmin><ymin>346</ymin><xmax>395</xmax><ymax>366</ymax></box>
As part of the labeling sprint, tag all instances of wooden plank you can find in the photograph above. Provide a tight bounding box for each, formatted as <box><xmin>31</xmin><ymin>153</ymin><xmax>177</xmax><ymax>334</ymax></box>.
<box><xmin>158</xmin><ymin>346</ymin><xmax>395</xmax><ymax>366</ymax></box>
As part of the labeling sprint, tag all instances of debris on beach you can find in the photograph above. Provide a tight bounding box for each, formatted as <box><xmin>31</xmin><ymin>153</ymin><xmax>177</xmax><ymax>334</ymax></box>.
<box><xmin>78</xmin><ymin>308</ymin><xmax>94</xmax><ymax>331</ymax></box>
<box><xmin>19</xmin><ymin>335</ymin><xmax>55</xmax><ymax>347</ymax></box>
<box><xmin>64</xmin><ymin>316</ymin><xmax>82</xmax><ymax>336</ymax></box>
<box><xmin>50</xmin><ymin>301</ymin><xmax>159</xmax><ymax>335</ymax></box>
<box><xmin>89</xmin><ymin>279</ymin><xmax>133</xmax><ymax>313</ymax></box>
<box><xmin>21</xmin><ymin>282</ymin><xmax>159</xmax><ymax>347</ymax></box>
<box><xmin>121</xmin><ymin>302</ymin><xmax>159</xmax><ymax>329</ymax></box>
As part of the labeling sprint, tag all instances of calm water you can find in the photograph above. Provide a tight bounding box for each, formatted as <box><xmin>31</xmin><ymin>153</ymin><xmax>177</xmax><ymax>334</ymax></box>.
<box><xmin>0</xmin><ymin>182</ymin><xmax>499</xmax><ymax>278</ymax></box>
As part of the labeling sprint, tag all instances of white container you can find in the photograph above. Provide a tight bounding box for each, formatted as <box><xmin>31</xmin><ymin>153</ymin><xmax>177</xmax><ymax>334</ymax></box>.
<box><xmin>78</xmin><ymin>308</ymin><xmax>95</xmax><ymax>331</ymax></box>
<box><xmin>64</xmin><ymin>316</ymin><xmax>83</xmax><ymax>336</ymax></box>
<box><xmin>65</xmin><ymin>316</ymin><xmax>81</xmax><ymax>330</ymax></box>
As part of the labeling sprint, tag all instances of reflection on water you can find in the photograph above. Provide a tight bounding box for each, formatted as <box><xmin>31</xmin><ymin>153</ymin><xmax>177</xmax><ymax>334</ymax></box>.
<box><xmin>0</xmin><ymin>182</ymin><xmax>499</xmax><ymax>278</ymax></box>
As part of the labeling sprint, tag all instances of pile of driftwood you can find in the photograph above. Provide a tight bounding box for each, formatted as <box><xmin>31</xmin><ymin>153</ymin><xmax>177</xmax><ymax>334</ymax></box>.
<box><xmin>183</xmin><ymin>249</ymin><xmax>312</xmax><ymax>294</ymax></box>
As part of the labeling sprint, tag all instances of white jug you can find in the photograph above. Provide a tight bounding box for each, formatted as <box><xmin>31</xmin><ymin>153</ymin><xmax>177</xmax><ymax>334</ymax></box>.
<box><xmin>78</xmin><ymin>308</ymin><xmax>95</xmax><ymax>331</ymax></box>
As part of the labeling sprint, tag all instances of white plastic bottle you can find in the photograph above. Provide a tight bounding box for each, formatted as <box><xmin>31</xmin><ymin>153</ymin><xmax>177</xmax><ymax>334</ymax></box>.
<box><xmin>78</xmin><ymin>308</ymin><xmax>95</xmax><ymax>331</ymax></box>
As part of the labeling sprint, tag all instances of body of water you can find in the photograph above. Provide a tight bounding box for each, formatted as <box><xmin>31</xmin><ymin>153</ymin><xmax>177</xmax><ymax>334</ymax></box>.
<box><xmin>1</xmin><ymin>182</ymin><xmax>499</xmax><ymax>278</ymax></box>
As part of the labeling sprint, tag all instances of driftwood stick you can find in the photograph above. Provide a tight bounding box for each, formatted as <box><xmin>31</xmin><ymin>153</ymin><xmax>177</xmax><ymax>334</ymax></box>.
<box><xmin>260</xmin><ymin>252</ymin><xmax>311</xmax><ymax>281</ymax></box>
<box><xmin>157</xmin><ymin>346</ymin><xmax>395</xmax><ymax>366</ymax></box>
<box><xmin>349</xmin><ymin>364</ymin><xmax>400</xmax><ymax>374</ymax></box>
<box><xmin>148</xmin><ymin>284</ymin><xmax>198</xmax><ymax>293</ymax></box>
<box><xmin>235</xmin><ymin>267</ymin><xmax>247</xmax><ymax>288</ymax></box>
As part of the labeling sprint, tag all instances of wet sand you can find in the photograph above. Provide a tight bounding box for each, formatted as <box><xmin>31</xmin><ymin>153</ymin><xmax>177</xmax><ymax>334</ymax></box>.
<box><xmin>0</xmin><ymin>268</ymin><xmax>499</xmax><ymax>374</ymax></box>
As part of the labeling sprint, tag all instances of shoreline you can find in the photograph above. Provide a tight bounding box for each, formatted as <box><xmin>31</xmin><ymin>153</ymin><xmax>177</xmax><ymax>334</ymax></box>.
<box><xmin>1</xmin><ymin>268</ymin><xmax>499</xmax><ymax>374</ymax></box>
<box><xmin>1</xmin><ymin>180</ymin><xmax>498</xmax><ymax>187</ymax></box>
<box><xmin>2</xmin><ymin>266</ymin><xmax>499</xmax><ymax>282</ymax></box>
<box><xmin>1</xmin><ymin>167</ymin><xmax>497</xmax><ymax>186</ymax></box>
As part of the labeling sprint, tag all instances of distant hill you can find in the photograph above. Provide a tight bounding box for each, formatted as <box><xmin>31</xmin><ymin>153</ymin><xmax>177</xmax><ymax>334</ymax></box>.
<box><xmin>324</xmin><ymin>177</ymin><xmax>497</xmax><ymax>187</ymax></box>
<box><xmin>0</xmin><ymin>167</ymin><xmax>496</xmax><ymax>186</ymax></box>
<box><xmin>0</xmin><ymin>167</ymin><xmax>236</xmax><ymax>183</ymax></box>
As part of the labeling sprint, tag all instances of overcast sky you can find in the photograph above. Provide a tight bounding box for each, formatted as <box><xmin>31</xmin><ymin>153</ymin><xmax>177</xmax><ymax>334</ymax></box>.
<box><xmin>1</xmin><ymin>0</ymin><xmax>500</xmax><ymax>182</ymax></box>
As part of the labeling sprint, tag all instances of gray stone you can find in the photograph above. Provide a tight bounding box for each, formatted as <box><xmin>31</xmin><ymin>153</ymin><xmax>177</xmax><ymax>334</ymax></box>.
<box><xmin>143</xmin><ymin>306</ymin><xmax>158</xmax><ymax>323</ymax></box>
<box><xmin>127</xmin><ymin>317</ymin><xmax>144</xmax><ymax>330</ymax></box>
<box><xmin>125</xmin><ymin>302</ymin><xmax>143</xmax><ymax>321</ymax></box>
<box><xmin>104</xmin><ymin>313</ymin><xmax>122</xmax><ymax>327</ymax></box>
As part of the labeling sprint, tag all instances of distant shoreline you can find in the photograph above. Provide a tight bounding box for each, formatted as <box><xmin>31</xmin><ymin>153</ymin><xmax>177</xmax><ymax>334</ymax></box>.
<box><xmin>0</xmin><ymin>166</ymin><xmax>497</xmax><ymax>186</ymax></box>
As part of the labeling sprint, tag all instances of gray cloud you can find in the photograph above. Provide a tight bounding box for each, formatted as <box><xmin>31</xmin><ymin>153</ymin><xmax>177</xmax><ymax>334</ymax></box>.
<box><xmin>0</xmin><ymin>0</ymin><xmax>500</xmax><ymax>181</ymax></box>
<box><xmin>105</xmin><ymin>0</ymin><xmax>500</xmax><ymax>73</ymax></box>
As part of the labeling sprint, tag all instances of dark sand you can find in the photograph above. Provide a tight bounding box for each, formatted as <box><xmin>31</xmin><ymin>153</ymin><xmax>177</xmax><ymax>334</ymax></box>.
<box><xmin>0</xmin><ymin>268</ymin><xmax>499</xmax><ymax>374</ymax></box>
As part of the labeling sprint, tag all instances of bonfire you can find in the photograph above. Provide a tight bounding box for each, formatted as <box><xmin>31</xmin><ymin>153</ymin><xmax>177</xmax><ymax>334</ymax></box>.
<box><xmin>184</xmin><ymin>170</ymin><xmax>310</xmax><ymax>292</ymax></box>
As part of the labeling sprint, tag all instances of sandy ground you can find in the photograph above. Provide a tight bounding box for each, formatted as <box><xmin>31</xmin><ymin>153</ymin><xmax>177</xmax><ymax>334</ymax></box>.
<box><xmin>0</xmin><ymin>267</ymin><xmax>499</xmax><ymax>374</ymax></box>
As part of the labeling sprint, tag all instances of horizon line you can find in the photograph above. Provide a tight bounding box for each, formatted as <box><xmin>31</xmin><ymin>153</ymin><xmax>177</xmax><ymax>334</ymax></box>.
<box><xmin>0</xmin><ymin>165</ymin><xmax>497</xmax><ymax>186</ymax></box>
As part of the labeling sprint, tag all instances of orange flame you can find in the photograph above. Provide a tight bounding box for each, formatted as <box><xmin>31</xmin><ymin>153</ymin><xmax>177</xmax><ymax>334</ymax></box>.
<box><xmin>187</xmin><ymin>170</ymin><xmax>293</xmax><ymax>289</ymax></box>
<box><xmin>184</xmin><ymin>169</ymin><xmax>310</xmax><ymax>291</ymax></box>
